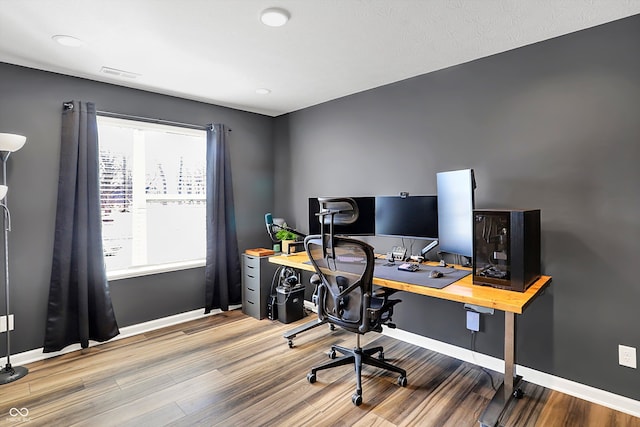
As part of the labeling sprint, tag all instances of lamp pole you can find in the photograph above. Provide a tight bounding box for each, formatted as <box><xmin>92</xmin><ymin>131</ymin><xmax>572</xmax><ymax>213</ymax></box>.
<box><xmin>0</xmin><ymin>134</ymin><xmax>28</xmax><ymax>385</ymax></box>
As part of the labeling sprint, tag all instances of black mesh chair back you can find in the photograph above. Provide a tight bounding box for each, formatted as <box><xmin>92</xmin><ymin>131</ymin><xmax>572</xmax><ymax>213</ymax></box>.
<box><xmin>305</xmin><ymin>235</ymin><xmax>373</xmax><ymax>333</ymax></box>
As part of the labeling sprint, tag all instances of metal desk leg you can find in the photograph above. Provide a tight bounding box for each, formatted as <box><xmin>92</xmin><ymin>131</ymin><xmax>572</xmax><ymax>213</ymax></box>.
<box><xmin>478</xmin><ymin>311</ymin><xmax>523</xmax><ymax>427</ymax></box>
<box><xmin>504</xmin><ymin>311</ymin><xmax>516</xmax><ymax>399</ymax></box>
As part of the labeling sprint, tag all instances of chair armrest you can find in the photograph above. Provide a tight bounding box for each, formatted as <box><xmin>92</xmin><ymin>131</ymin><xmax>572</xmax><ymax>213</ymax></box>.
<box><xmin>316</xmin><ymin>284</ymin><xmax>327</xmax><ymax>321</ymax></box>
<box><xmin>372</xmin><ymin>287</ymin><xmax>398</xmax><ymax>298</ymax></box>
<box><xmin>359</xmin><ymin>292</ymin><xmax>372</xmax><ymax>333</ymax></box>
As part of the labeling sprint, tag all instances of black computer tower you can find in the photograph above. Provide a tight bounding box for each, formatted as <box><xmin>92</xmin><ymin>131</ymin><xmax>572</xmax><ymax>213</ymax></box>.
<box><xmin>473</xmin><ymin>209</ymin><xmax>541</xmax><ymax>292</ymax></box>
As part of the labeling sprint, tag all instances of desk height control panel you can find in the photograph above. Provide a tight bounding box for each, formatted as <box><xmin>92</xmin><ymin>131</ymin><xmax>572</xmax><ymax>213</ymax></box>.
<box><xmin>242</xmin><ymin>253</ymin><xmax>278</xmax><ymax>320</ymax></box>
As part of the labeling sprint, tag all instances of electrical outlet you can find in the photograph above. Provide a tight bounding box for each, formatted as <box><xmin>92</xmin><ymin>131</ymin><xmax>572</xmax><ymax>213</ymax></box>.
<box><xmin>618</xmin><ymin>345</ymin><xmax>637</xmax><ymax>369</ymax></box>
<box><xmin>0</xmin><ymin>314</ymin><xmax>14</xmax><ymax>333</ymax></box>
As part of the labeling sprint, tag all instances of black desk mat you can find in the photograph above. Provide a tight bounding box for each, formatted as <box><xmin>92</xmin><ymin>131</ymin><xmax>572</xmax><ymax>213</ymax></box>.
<box><xmin>373</xmin><ymin>260</ymin><xmax>471</xmax><ymax>289</ymax></box>
<box><xmin>303</xmin><ymin>259</ymin><xmax>471</xmax><ymax>289</ymax></box>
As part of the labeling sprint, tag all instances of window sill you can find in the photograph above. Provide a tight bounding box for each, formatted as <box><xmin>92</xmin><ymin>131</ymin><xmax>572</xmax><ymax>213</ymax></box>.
<box><xmin>107</xmin><ymin>259</ymin><xmax>206</xmax><ymax>281</ymax></box>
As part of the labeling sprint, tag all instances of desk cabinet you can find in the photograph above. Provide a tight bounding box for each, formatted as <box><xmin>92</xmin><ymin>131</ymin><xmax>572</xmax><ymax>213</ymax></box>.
<box><xmin>242</xmin><ymin>253</ymin><xmax>277</xmax><ymax>319</ymax></box>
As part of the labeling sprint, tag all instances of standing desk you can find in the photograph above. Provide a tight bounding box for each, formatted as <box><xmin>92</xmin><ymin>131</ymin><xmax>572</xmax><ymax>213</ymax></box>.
<box><xmin>269</xmin><ymin>252</ymin><xmax>552</xmax><ymax>427</ymax></box>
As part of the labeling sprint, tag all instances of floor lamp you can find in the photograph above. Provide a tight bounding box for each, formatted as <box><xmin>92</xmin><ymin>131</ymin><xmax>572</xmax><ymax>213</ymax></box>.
<box><xmin>0</xmin><ymin>133</ymin><xmax>27</xmax><ymax>385</ymax></box>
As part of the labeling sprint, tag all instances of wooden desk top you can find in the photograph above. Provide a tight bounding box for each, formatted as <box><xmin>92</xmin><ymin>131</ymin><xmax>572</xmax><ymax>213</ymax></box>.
<box><xmin>269</xmin><ymin>253</ymin><xmax>551</xmax><ymax>314</ymax></box>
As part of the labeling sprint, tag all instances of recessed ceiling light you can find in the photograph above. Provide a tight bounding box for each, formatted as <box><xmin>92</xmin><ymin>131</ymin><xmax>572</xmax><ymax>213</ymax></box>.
<box><xmin>52</xmin><ymin>35</ymin><xmax>85</xmax><ymax>47</ymax></box>
<box><xmin>256</xmin><ymin>88</ymin><xmax>271</xmax><ymax>95</ymax></box>
<box><xmin>260</xmin><ymin>8</ymin><xmax>290</xmax><ymax>27</ymax></box>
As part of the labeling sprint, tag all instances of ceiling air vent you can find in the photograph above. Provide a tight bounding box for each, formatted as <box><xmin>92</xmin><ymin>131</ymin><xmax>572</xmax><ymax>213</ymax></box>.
<box><xmin>100</xmin><ymin>66</ymin><xmax>140</xmax><ymax>79</ymax></box>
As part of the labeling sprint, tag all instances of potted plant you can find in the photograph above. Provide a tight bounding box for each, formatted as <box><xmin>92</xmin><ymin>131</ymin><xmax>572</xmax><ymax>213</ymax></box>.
<box><xmin>275</xmin><ymin>227</ymin><xmax>299</xmax><ymax>254</ymax></box>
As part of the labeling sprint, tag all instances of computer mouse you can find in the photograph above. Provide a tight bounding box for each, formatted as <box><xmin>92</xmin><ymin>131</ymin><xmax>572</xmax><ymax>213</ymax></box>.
<box><xmin>429</xmin><ymin>270</ymin><xmax>443</xmax><ymax>278</ymax></box>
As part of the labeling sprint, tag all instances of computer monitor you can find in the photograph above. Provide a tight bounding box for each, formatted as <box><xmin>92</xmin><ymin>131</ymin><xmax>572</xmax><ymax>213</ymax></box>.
<box><xmin>374</xmin><ymin>195</ymin><xmax>438</xmax><ymax>239</ymax></box>
<box><xmin>308</xmin><ymin>196</ymin><xmax>376</xmax><ymax>236</ymax></box>
<box><xmin>436</xmin><ymin>169</ymin><xmax>476</xmax><ymax>258</ymax></box>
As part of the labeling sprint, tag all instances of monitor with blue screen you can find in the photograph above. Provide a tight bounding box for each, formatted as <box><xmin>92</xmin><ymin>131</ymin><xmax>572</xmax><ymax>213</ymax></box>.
<box><xmin>436</xmin><ymin>169</ymin><xmax>476</xmax><ymax>258</ymax></box>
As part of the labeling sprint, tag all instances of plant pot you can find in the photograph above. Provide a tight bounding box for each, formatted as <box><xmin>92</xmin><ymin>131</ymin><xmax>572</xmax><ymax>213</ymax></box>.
<box><xmin>281</xmin><ymin>240</ymin><xmax>297</xmax><ymax>254</ymax></box>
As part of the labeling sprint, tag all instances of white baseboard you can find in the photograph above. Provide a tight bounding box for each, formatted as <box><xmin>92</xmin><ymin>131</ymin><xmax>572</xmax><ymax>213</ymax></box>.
<box><xmin>5</xmin><ymin>305</ymin><xmax>241</xmax><ymax>367</ymax></box>
<box><xmin>383</xmin><ymin>327</ymin><xmax>640</xmax><ymax>418</ymax></box>
<box><xmin>5</xmin><ymin>305</ymin><xmax>638</xmax><ymax>418</ymax></box>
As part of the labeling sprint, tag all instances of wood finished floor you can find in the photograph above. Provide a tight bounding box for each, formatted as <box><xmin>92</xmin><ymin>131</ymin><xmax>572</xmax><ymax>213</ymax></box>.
<box><xmin>2</xmin><ymin>310</ymin><xmax>639</xmax><ymax>427</ymax></box>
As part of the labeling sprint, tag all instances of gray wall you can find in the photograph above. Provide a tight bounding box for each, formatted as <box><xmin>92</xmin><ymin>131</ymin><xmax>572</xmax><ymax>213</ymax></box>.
<box><xmin>0</xmin><ymin>63</ymin><xmax>275</xmax><ymax>355</ymax></box>
<box><xmin>2</xmin><ymin>13</ymin><xmax>639</xmax><ymax>404</ymax></box>
<box><xmin>274</xmin><ymin>15</ymin><xmax>640</xmax><ymax>400</ymax></box>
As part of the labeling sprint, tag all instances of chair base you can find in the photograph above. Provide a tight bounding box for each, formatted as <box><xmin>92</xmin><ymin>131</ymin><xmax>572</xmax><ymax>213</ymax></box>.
<box><xmin>307</xmin><ymin>343</ymin><xmax>407</xmax><ymax>405</ymax></box>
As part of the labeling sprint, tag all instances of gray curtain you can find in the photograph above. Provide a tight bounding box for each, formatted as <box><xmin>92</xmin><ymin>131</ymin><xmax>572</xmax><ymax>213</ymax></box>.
<box><xmin>205</xmin><ymin>124</ymin><xmax>241</xmax><ymax>312</ymax></box>
<box><xmin>43</xmin><ymin>101</ymin><xmax>119</xmax><ymax>352</ymax></box>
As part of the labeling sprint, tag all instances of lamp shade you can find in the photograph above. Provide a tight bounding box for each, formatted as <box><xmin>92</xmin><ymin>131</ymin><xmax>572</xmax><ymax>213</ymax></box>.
<box><xmin>0</xmin><ymin>185</ymin><xmax>6</xmax><ymax>200</ymax></box>
<box><xmin>0</xmin><ymin>133</ymin><xmax>27</xmax><ymax>152</ymax></box>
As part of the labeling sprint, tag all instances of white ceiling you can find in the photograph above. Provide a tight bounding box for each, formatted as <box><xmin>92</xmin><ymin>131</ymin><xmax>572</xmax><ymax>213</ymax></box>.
<box><xmin>1</xmin><ymin>1</ymin><xmax>639</xmax><ymax>117</ymax></box>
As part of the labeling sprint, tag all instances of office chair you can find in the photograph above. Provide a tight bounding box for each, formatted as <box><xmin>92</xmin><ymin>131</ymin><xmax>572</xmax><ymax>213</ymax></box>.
<box><xmin>304</xmin><ymin>197</ymin><xmax>407</xmax><ymax>406</ymax></box>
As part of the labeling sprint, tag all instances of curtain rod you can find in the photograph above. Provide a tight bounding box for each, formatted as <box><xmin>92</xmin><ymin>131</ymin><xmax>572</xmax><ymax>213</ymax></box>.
<box><xmin>96</xmin><ymin>109</ymin><xmax>210</xmax><ymax>131</ymax></box>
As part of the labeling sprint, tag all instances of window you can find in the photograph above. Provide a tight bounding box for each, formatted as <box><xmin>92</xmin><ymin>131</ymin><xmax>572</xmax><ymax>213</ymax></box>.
<box><xmin>97</xmin><ymin>116</ymin><xmax>207</xmax><ymax>278</ymax></box>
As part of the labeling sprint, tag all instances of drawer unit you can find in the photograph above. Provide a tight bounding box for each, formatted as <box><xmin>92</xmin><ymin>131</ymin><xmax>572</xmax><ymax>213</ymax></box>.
<box><xmin>242</xmin><ymin>253</ymin><xmax>277</xmax><ymax>319</ymax></box>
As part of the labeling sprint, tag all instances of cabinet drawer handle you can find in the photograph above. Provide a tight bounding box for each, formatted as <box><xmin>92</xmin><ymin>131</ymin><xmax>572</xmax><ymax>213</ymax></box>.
<box><xmin>247</xmin><ymin>274</ymin><xmax>255</xmax><ymax>279</ymax></box>
<box><xmin>247</xmin><ymin>265</ymin><xmax>255</xmax><ymax>269</ymax></box>
<box><xmin>247</xmin><ymin>287</ymin><xmax>255</xmax><ymax>292</ymax></box>
<box><xmin>246</xmin><ymin>300</ymin><xmax>255</xmax><ymax>305</ymax></box>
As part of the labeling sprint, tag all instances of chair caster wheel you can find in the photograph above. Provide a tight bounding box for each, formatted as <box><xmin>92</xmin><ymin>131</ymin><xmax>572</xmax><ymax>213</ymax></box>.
<box><xmin>352</xmin><ymin>392</ymin><xmax>362</xmax><ymax>406</ymax></box>
<box><xmin>329</xmin><ymin>324</ymin><xmax>335</xmax><ymax>331</ymax></box>
<box><xmin>513</xmin><ymin>388</ymin><xmax>524</xmax><ymax>399</ymax></box>
<box><xmin>328</xmin><ymin>349</ymin><xmax>337</xmax><ymax>359</ymax></box>
<box><xmin>307</xmin><ymin>373</ymin><xmax>316</xmax><ymax>384</ymax></box>
<box><xmin>398</xmin><ymin>376</ymin><xmax>407</xmax><ymax>387</ymax></box>
<box><xmin>288</xmin><ymin>339</ymin><xmax>294</xmax><ymax>348</ymax></box>
<box><xmin>378</xmin><ymin>351</ymin><xmax>385</xmax><ymax>361</ymax></box>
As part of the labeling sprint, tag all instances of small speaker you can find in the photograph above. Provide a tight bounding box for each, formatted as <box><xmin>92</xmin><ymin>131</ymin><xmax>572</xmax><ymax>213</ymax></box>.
<box><xmin>473</xmin><ymin>209</ymin><xmax>541</xmax><ymax>292</ymax></box>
